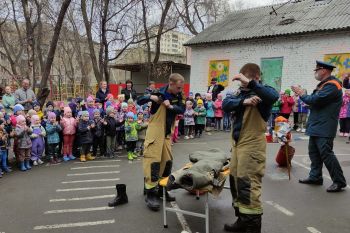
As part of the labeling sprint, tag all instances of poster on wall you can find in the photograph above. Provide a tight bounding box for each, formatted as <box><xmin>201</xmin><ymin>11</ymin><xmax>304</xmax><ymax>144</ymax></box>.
<box><xmin>208</xmin><ymin>60</ymin><xmax>229</xmax><ymax>87</ymax></box>
<box><xmin>261</xmin><ymin>57</ymin><xmax>283</xmax><ymax>92</ymax></box>
<box><xmin>324</xmin><ymin>53</ymin><xmax>350</xmax><ymax>79</ymax></box>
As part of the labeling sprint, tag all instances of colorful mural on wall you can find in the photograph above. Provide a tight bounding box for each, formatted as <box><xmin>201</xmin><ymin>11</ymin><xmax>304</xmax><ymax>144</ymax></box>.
<box><xmin>208</xmin><ymin>60</ymin><xmax>229</xmax><ymax>87</ymax></box>
<box><xmin>261</xmin><ymin>57</ymin><xmax>283</xmax><ymax>92</ymax></box>
<box><xmin>324</xmin><ymin>53</ymin><xmax>350</xmax><ymax>79</ymax></box>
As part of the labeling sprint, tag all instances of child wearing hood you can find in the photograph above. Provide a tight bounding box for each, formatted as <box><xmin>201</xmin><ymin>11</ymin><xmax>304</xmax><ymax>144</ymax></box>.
<box><xmin>15</xmin><ymin>115</ymin><xmax>33</xmax><ymax>171</ymax></box>
<box><xmin>33</xmin><ymin>101</ymin><xmax>44</xmax><ymax>120</ymax></box>
<box><xmin>30</xmin><ymin>115</ymin><xmax>46</xmax><ymax>166</ymax></box>
<box><xmin>214</xmin><ymin>93</ymin><xmax>223</xmax><ymax>131</ymax></box>
<box><xmin>205</xmin><ymin>93</ymin><xmax>215</xmax><ymax>133</ymax></box>
<box><xmin>60</xmin><ymin>107</ymin><xmax>78</xmax><ymax>161</ymax></box>
<box><xmin>184</xmin><ymin>101</ymin><xmax>195</xmax><ymax>139</ymax></box>
<box><xmin>45</xmin><ymin>112</ymin><xmax>62</xmax><ymax>164</ymax></box>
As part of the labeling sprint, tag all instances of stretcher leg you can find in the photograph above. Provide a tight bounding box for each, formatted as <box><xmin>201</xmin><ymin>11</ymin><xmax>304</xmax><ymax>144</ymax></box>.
<box><xmin>163</xmin><ymin>186</ymin><xmax>168</xmax><ymax>228</ymax></box>
<box><xmin>205</xmin><ymin>193</ymin><xmax>209</xmax><ymax>233</ymax></box>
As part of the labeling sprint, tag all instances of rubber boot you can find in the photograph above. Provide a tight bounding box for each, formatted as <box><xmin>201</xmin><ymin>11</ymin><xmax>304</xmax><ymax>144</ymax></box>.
<box><xmin>224</xmin><ymin>207</ymin><xmax>246</xmax><ymax>232</ymax></box>
<box><xmin>80</xmin><ymin>154</ymin><xmax>86</xmax><ymax>162</ymax></box>
<box><xmin>1</xmin><ymin>152</ymin><xmax>12</xmax><ymax>173</ymax></box>
<box><xmin>158</xmin><ymin>186</ymin><xmax>176</xmax><ymax>202</ymax></box>
<box><xmin>20</xmin><ymin>162</ymin><xmax>27</xmax><ymax>171</ymax></box>
<box><xmin>145</xmin><ymin>188</ymin><xmax>160</xmax><ymax>211</ymax></box>
<box><xmin>108</xmin><ymin>184</ymin><xmax>128</xmax><ymax>207</ymax></box>
<box><xmin>127</xmin><ymin>152</ymin><xmax>134</xmax><ymax>161</ymax></box>
<box><xmin>240</xmin><ymin>214</ymin><xmax>262</xmax><ymax>233</ymax></box>
<box><xmin>25</xmin><ymin>160</ymin><xmax>32</xmax><ymax>170</ymax></box>
<box><xmin>86</xmin><ymin>153</ymin><xmax>96</xmax><ymax>161</ymax></box>
<box><xmin>132</xmin><ymin>152</ymin><xmax>138</xmax><ymax>159</ymax></box>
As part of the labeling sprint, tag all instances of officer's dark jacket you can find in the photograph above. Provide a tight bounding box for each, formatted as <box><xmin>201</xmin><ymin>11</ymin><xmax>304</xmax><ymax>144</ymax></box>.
<box><xmin>137</xmin><ymin>85</ymin><xmax>185</xmax><ymax>136</ymax></box>
<box><xmin>222</xmin><ymin>80</ymin><xmax>279</xmax><ymax>142</ymax></box>
<box><xmin>300</xmin><ymin>76</ymin><xmax>342</xmax><ymax>138</ymax></box>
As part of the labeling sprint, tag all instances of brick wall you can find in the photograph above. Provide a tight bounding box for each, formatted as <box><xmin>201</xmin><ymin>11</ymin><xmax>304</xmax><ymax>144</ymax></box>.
<box><xmin>189</xmin><ymin>31</ymin><xmax>350</xmax><ymax>94</ymax></box>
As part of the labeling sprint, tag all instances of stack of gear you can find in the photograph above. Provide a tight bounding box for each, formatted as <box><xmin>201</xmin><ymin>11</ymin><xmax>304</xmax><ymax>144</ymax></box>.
<box><xmin>167</xmin><ymin>149</ymin><xmax>229</xmax><ymax>194</ymax></box>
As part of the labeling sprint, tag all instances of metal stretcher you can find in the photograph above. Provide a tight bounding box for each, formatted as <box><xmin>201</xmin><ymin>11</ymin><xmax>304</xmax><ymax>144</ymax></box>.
<box><xmin>159</xmin><ymin>169</ymin><xmax>230</xmax><ymax>233</ymax></box>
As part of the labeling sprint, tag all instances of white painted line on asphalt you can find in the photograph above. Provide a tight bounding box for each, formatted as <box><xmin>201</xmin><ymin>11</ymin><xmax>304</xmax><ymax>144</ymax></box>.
<box><xmin>33</xmin><ymin>219</ymin><xmax>115</xmax><ymax>230</ymax></box>
<box><xmin>73</xmin><ymin>159</ymin><xmax>121</xmax><ymax>164</ymax></box>
<box><xmin>294</xmin><ymin>154</ymin><xmax>350</xmax><ymax>157</ymax></box>
<box><xmin>50</xmin><ymin>194</ymin><xmax>115</xmax><ymax>202</ymax></box>
<box><xmin>307</xmin><ymin>227</ymin><xmax>321</xmax><ymax>233</ymax></box>
<box><xmin>176</xmin><ymin>142</ymin><xmax>207</xmax><ymax>145</ymax></box>
<box><xmin>170</xmin><ymin>201</ymin><xmax>192</xmax><ymax>233</ymax></box>
<box><xmin>56</xmin><ymin>186</ymin><xmax>115</xmax><ymax>192</ymax></box>
<box><xmin>44</xmin><ymin>206</ymin><xmax>114</xmax><ymax>214</ymax></box>
<box><xmin>67</xmin><ymin>171</ymin><xmax>120</xmax><ymax>176</ymax></box>
<box><xmin>292</xmin><ymin>160</ymin><xmax>350</xmax><ymax>189</ymax></box>
<box><xmin>71</xmin><ymin>165</ymin><xmax>120</xmax><ymax>170</ymax></box>
<box><xmin>62</xmin><ymin>178</ymin><xmax>120</xmax><ymax>184</ymax></box>
<box><xmin>265</xmin><ymin>201</ymin><xmax>294</xmax><ymax>216</ymax></box>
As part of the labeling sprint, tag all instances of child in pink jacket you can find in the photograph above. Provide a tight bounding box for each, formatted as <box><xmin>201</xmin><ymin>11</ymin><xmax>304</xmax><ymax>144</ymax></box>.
<box><xmin>214</xmin><ymin>93</ymin><xmax>223</xmax><ymax>131</ymax></box>
<box><xmin>60</xmin><ymin>107</ymin><xmax>77</xmax><ymax>161</ymax></box>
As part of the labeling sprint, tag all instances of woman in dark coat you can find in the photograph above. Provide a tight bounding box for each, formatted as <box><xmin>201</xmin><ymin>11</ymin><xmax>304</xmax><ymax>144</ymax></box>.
<box><xmin>95</xmin><ymin>81</ymin><xmax>110</xmax><ymax>107</ymax></box>
<box><xmin>121</xmin><ymin>79</ymin><xmax>137</xmax><ymax>102</ymax></box>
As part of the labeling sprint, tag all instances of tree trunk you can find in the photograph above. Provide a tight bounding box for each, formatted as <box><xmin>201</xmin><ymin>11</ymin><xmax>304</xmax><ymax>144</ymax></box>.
<box><xmin>21</xmin><ymin>0</ymin><xmax>35</xmax><ymax>84</ymax></box>
<box><xmin>141</xmin><ymin>0</ymin><xmax>152</xmax><ymax>82</ymax></box>
<box><xmin>102</xmin><ymin>0</ymin><xmax>110</xmax><ymax>83</ymax></box>
<box><xmin>37</xmin><ymin>0</ymin><xmax>72</xmax><ymax>106</ymax></box>
<box><xmin>81</xmin><ymin>0</ymin><xmax>103</xmax><ymax>83</ymax></box>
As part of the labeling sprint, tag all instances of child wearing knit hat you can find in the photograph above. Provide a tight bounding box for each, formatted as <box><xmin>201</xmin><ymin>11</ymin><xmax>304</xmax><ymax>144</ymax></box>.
<box><xmin>30</xmin><ymin>115</ymin><xmax>46</xmax><ymax>166</ymax></box>
<box><xmin>77</xmin><ymin>111</ymin><xmax>95</xmax><ymax>162</ymax></box>
<box><xmin>15</xmin><ymin>115</ymin><xmax>33</xmax><ymax>171</ymax></box>
<box><xmin>105</xmin><ymin>106</ymin><xmax>121</xmax><ymax>157</ymax></box>
<box><xmin>92</xmin><ymin>109</ymin><xmax>106</xmax><ymax>158</ymax></box>
<box><xmin>45</xmin><ymin>112</ymin><xmax>62</xmax><ymax>164</ymax></box>
<box><xmin>124</xmin><ymin>112</ymin><xmax>140</xmax><ymax>160</ymax></box>
<box><xmin>60</xmin><ymin>107</ymin><xmax>78</xmax><ymax>162</ymax></box>
<box><xmin>194</xmin><ymin>99</ymin><xmax>207</xmax><ymax>138</ymax></box>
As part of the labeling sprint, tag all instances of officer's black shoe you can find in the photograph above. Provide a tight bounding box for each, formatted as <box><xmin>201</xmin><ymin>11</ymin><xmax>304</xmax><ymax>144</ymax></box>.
<box><xmin>326</xmin><ymin>183</ymin><xmax>346</xmax><ymax>192</ymax></box>
<box><xmin>299</xmin><ymin>177</ymin><xmax>323</xmax><ymax>185</ymax></box>
<box><xmin>158</xmin><ymin>187</ymin><xmax>176</xmax><ymax>202</ymax></box>
<box><xmin>145</xmin><ymin>188</ymin><xmax>160</xmax><ymax>211</ymax></box>
<box><xmin>108</xmin><ymin>184</ymin><xmax>128</xmax><ymax>207</ymax></box>
<box><xmin>240</xmin><ymin>214</ymin><xmax>262</xmax><ymax>233</ymax></box>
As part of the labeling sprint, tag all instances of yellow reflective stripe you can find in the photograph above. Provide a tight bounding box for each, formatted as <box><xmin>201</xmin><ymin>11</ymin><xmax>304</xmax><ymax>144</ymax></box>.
<box><xmin>145</xmin><ymin>182</ymin><xmax>158</xmax><ymax>190</ymax></box>
<box><xmin>238</xmin><ymin>206</ymin><xmax>263</xmax><ymax>215</ymax></box>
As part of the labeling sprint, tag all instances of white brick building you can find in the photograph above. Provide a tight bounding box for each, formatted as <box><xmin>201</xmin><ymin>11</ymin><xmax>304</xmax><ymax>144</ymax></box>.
<box><xmin>185</xmin><ymin>0</ymin><xmax>350</xmax><ymax>94</ymax></box>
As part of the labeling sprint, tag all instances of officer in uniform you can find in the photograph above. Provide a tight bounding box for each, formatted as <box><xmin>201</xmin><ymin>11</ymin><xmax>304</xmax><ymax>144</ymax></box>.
<box><xmin>137</xmin><ymin>73</ymin><xmax>185</xmax><ymax>211</ymax></box>
<box><xmin>223</xmin><ymin>63</ymin><xmax>279</xmax><ymax>233</ymax></box>
<box><xmin>292</xmin><ymin>61</ymin><xmax>347</xmax><ymax>192</ymax></box>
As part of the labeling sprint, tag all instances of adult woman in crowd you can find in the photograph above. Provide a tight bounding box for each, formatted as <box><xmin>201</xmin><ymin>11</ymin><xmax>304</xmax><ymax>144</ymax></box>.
<box><xmin>121</xmin><ymin>79</ymin><xmax>137</xmax><ymax>102</ymax></box>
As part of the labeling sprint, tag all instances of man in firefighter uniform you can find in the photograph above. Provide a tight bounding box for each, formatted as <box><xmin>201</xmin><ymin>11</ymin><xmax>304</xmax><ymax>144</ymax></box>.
<box><xmin>292</xmin><ymin>61</ymin><xmax>347</xmax><ymax>192</ymax></box>
<box><xmin>223</xmin><ymin>63</ymin><xmax>279</xmax><ymax>233</ymax></box>
<box><xmin>137</xmin><ymin>73</ymin><xmax>185</xmax><ymax>211</ymax></box>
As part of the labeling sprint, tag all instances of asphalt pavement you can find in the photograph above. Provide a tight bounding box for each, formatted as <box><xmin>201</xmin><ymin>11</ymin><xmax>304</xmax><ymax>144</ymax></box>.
<box><xmin>0</xmin><ymin>132</ymin><xmax>349</xmax><ymax>233</ymax></box>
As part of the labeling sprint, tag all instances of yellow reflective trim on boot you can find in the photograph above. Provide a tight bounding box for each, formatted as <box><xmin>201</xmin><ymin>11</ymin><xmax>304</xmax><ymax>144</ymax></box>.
<box><xmin>86</xmin><ymin>154</ymin><xmax>95</xmax><ymax>161</ymax></box>
<box><xmin>145</xmin><ymin>183</ymin><xmax>158</xmax><ymax>190</ymax></box>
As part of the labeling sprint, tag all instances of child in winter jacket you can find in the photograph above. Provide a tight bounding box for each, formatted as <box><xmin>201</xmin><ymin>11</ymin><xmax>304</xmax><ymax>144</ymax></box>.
<box><xmin>125</xmin><ymin>112</ymin><xmax>140</xmax><ymax>160</ymax></box>
<box><xmin>214</xmin><ymin>93</ymin><xmax>223</xmax><ymax>131</ymax></box>
<box><xmin>86</xmin><ymin>96</ymin><xmax>96</xmax><ymax>120</ymax></box>
<box><xmin>116</xmin><ymin>102</ymin><xmax>128</xmax><ymax>150</ymax></box>
<box><xmin>280</xmin><ymin>89</ymin><xmax>295</xmax><ymax>120</ymax></box>
<box><xmin>339</xmin><ymin>90</ymin><xmax>350</xmax><ymax>136</ymax></box>
<box><xmin>30</xmin><ymin>115</ymin><xmax>46</xmax><ymax>166</ymax></box>
<box><xmin>77</xmin><ymin>111</ymin><xmax>96</xmax><ymax>162</ymax></box>
<box><xmin>60</xmin><ymin>107</ymin><xmax>78</xmax><ymax>162</ymax></box>
<box><xmin>15</xmin><ymin>115</ymin><xmax>32</xmax><ymax>171</ymax></box>
<box><xmin>46</xmin><ymin>112</ymin><xmax>62</xmax><ymax>164</ymax></box>
<box><xmin>194</xmin><ymin>99</ymin><xmax>207</xmax><ymax>137</ymax></box>
<box><xmin>136</xmin><ymin>111</ymin><xmax>148</xmax><ymax>156</ymax></box>
<box><xmin>184</xmin><ymin>101</ymin><xmax>195</xmax><ymax>139</ymax></box>
<box><xmin>105</xmin><ymin>107</ymin><xmax>120</xmax><ymax>157</ymax></box>
<box><xmin>205</xmin><ymin>93</ymin><xmax>215</xmax><ymax>133</ymax></box>
<box><xmin>92</xmin><ymin>109</ymin><xmax>106</xmax><ymax>157</ymax></box>
<box><xmin>0</xmin><ymin>126</ymin><xmax>11</xmax><ymax>176</ymax></box>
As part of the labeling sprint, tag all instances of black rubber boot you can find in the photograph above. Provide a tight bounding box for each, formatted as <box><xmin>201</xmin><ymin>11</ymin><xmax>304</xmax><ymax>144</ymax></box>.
<box><xmin>158</xmin><ymin>186</ymin><xmax>176</xmax><ymax>202</ymax></box>
<box><xmin>108</xmin><ymin>184</ymin><xmax>128</xmax><ymax>207</ymax></box>
<box><xmin>145</xmin><ymin>188</ymin><xmax>160</xmax><ymax>211</ymax></box>
<box><xmin>224</xmin><ymin>207</ymin><xmax>246</xmax><ymax>232</ymax></box>
<box><xmin>240</xmin><ymin>214</ymin><xmax>262</xmax><ymax>233</ymax></box>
